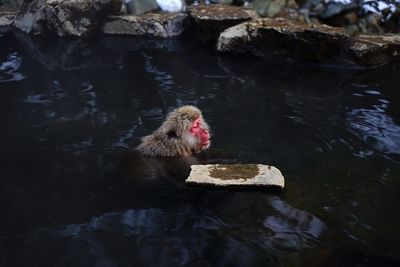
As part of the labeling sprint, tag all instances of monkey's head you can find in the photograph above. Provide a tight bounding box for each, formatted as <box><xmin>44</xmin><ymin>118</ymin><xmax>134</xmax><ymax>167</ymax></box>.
<box><xmin>163</xmin><ymin>105</ymin><xmax>211</xmax><ymax>152</ymax></box>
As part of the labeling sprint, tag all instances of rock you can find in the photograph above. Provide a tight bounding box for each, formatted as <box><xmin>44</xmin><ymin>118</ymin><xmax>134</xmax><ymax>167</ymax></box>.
<box><xmin>0</xmin><ymin>12</ymin><xmax>14</xmax><ymax>26</ymax></box>
<box><xmin>319</xmin><ymin>1</ymin><xmax>359</xmax><ymax>27</ymax></box>
<box><xmin>0</xmin><ymin>0</ymin><xmax>24</xmax><ymax>12</ymax></box>
<box><xmin>103</xmin><ymin>12</ymin><xmax>188</xmax><ymax>37</ymax></box>
<box><xmin>185</xmin><ymin>164</ymin><xmax>285</xmax><ymax>190</ymax></box>
<box><xmin>14</xmin><ymin>0</ymin><xmax>116</xmax><ymax>37</ymax></box>
<box><xmin>319</xmin><ymin>1</ymin><xmax>358</xmax><ymax>20</ymax></box>
<box><xmin>155</xmin><ymin>0</ymin><xmax>184</xmax><ymax>12</ymax></box>
<box><xmin>0</xmin><ymin>12</ymin><xmax>15</xmax><ymax>37</ymax></box>
<box><xmin>187</xmin><ymin>4</ymin><xmax>259</xmax><ymax>42</ymax></box>
<box><xmin>217</xmin><ymin>17</ymin><xmax>400</xmax><ymax>65</ymax></box>
<box><xmin>348</xmin><ymin>34</ymin><xmax>400</xmax><ymax>66</ymax></box>
<box><xmin>124</xmin><ymin>0</ymin><xmax>158</xmax><ymax>15</ymax></box>
<box><xmin>253</xmin><ymin>0</ymin><xmax>299</xmax><ymax>18</ymax></box>
<box><xmin>110</xmin><ymin>0</ymin><xmax>123</xmax><ymax>14</ymax></box>
<box><xmin>216</xmin><ymin>0</ymin><xmax>234</xmax><ymax>4</ymax></box>
<box><xmin>359</xmin><ymin>13</ymin><xmax>383</xmax><ymax>33</ymax></box>
<box><xmin>217</xmin><ymin>18</ymin><xmax>349</xmax><ymax>62</ymax></box>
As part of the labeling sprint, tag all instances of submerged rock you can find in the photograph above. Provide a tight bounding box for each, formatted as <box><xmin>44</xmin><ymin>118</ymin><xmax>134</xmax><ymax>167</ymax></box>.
<box><xmin>14</xmin><ymin>0</ymin><xmax>117</xmax><ymax>37</ymax></box>
<box><xmin>103</xmin><ymin>12</ymin><xmax>188</xmax><ymax>37</ymax></box>
<box><xmin>187</xmin><ymin>4</ymin><xmax>259</xmax><ymax>41</ymax></box>
<box><xmin>217</xmin><ymin>17</ymin><xmax>400</xmax><ymax>66</ymax></box>
<box><xmin>186</xmin><ymin>164</ymin><xmax>285</xmax><ymax>190</ymax></box>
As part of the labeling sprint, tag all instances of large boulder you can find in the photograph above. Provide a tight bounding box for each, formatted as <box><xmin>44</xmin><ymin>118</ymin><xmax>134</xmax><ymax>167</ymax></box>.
<box><xmin>217</xmin><ymin>18</ymin><xmax>400</xmax><ymax>65</ymax></box>
<box><xmin>349</xmin><ymin>34</ymin><xmax>400</xmax><ymax>66</ymax></box>
<box><xmin>217</xmin><ymin>18</ymin><xmax>349</xmax><ymax>62</ymax></box>
<box><xmin>103</xmin><ymin>12</ymin><xmax>188</xmax><ymax>38</ymax></box>
<box><xmin>13</xmin><ymin>0</ymin><xmax>118</xmax><ymax>37</ymax></box>
<box><xmin>187</xmin><ymin>4</ymin><xmax>259</xmax><ymax>42</ymax></box>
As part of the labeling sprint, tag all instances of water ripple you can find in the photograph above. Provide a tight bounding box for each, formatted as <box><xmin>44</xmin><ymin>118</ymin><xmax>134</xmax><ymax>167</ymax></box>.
<box><xmin>0</xmin><ymin>52</ymin><xmax>25</xmax><ymax>83</ymax></box>
<box><xmin>348</xmin><ymin>100</ymin><xmax>400</xmax><ymax>157</ymax></box>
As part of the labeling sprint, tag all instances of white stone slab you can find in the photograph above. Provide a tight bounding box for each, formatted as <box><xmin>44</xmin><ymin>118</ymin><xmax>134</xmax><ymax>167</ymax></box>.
<box><xmin>185</xmin><ymin>164</ymin><xmax>284</xmax><ymax>190</ymax></box>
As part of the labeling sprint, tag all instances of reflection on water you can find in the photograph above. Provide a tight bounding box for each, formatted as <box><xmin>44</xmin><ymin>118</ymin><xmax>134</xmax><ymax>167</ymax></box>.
<box><xmin>0</xmin><ymin>52</ymin><xmax>24</xmax><ymax>83</ymax></box>
<box><xmin>0</xmin><ymin>33</ymin><xmax>400</xmax><ymax>266</ymax></box>
<box><xmin>0</xmin><ymin>198</ymin><xmax>333</xmax><ymax>267</ymax></box>
<box><xmin>347</xmin><ymin>92</ymin><xmax>400</xmax><ymax>160</ymax></box>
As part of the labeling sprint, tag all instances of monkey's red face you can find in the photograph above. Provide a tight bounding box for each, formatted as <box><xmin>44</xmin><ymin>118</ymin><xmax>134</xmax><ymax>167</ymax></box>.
<box><xmin>189</xmin><ymin>118</ymin><xmax>210</xmax><ymax>149</ymax></box>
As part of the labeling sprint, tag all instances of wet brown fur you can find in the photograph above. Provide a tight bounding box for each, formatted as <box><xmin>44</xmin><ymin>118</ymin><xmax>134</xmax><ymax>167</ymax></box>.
<box><xmin>136</xmin><ymin>106</ymin><xmax>210</xmax><ymax>157</ymax></box>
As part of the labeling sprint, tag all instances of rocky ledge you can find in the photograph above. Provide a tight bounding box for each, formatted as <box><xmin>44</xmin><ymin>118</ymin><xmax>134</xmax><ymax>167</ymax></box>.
<box><xmin>103</xmin><ymin>12</ymin><xmax>188</xmax><ymax>38</ymax></box>
<box><xmin>2</xmin><ymin>0</ymin><xmax>400</xmax><ymax>66</ymax></box>
<box><xmin>349</xmin><ymin>34</ymin><xmax>400</xmax><ymax>66</ymax></box>
<box><xmin>217</xmin><ymin>18</ymin><xmax>400</xmax><ymax>66</ymax></box>
<box><xmin>187</xmin><ymin>4</ymin><xmax>259</xmax><ymax>42</ymax></box>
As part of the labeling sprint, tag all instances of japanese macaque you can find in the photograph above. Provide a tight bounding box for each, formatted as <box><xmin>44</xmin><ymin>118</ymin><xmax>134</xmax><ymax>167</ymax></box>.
<box><xmin>136</xmin><ymin>105</ymin><xmax>211</xmax><ymax>157</ymax></box>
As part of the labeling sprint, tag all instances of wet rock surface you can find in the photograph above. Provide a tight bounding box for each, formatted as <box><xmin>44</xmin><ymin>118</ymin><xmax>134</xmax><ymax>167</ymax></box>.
<box><xmin>13</xmin><ymin>0</ymin><xmax>116</xmax><ymax>37</ymax></box>
<box><xmin>217</xmin><ymin>17</ymin><xmax>400</xmax><ymax>66</ymax></box>
<box><xmin>186</xmin><ymin>164</ymin><xmax>285</xmax><ymax>190</ymax></box>
<box><xmin>103</xmin><ymin>12</ymin><xmax>188</xmax><ymax>38</ymax></box>
<box><xmin>0</xmin><ymin>12</ymin><xmax>14</xmax><ymax>26</ymax></box>
<box><xmin>187</xmin><ymin>4</ymin><xmax>259</xmax><ymax>41</ymax></box>
<box><xmin>0</xmin><ymin>12</ymin><xmax>14</xmax><ymax>37</ymax></box>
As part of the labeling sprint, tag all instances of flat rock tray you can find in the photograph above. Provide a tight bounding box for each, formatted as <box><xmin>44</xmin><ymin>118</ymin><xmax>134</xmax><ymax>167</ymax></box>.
<box><xmin>185</xmin><ymin>164</ymin><xmax>285</xmax><ymax>190</ymax></box>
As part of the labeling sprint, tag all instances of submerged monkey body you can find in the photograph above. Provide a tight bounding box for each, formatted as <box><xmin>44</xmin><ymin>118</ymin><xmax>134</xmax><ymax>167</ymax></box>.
<box><xmin>136</xmin><ymin>106</ymin><xmax>211</xmax><ymax>157</ymax></box>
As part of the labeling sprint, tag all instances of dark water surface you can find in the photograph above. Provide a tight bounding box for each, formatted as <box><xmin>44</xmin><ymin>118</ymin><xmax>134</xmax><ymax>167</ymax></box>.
<box><xmin>0</xmin><ymin>33</ymin><xmax>400</xmax><ymax>267</ymax></box>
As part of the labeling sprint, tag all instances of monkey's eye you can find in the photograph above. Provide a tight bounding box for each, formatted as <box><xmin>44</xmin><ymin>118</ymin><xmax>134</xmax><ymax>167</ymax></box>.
<box><xmin>167</xmin><ymin>131</ymin><xmax>178</xmax><ymax>138</ymax></box>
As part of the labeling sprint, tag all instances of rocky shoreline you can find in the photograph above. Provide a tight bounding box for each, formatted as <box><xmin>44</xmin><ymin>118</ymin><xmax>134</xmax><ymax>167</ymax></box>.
<box><xmin>1</xmin><ymin>0</ymin><xmax>400</xmax><ymax>66</ymax></box>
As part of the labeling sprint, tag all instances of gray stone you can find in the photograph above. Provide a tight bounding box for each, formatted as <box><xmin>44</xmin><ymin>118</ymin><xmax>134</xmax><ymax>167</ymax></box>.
<box><xmin>319</xmin><ymin>1</ymin><xmax>358</xmax><ymax>20</ymax></box>
<box><xmin>110</xmin><ymin>0</ymin><xmax>123</xmax><ymax>15</ymax></box>
<box><xmin>349</xmin><ymin>34</ymin><xmax>400</xmax><ymax>66</ymax></box>
<box><xmin>0</xmin><ymin>0</ymin><xmax>24</xmax><ymax>12</ymax></box>
<box><xmin>124</xmin><ymin>0</ymin><xmax>158</xmax><ymax>15</ymax></box>
<box><xmin>253</xmin><ymin>0</ymin><xmax>299</xmax><ymax>18</ymax></box>
<box><xmin>14</xmin><ymin>0</ymin><xmax>116</xmax><ymax>37</ymax></box>
<box><xmin>0</xmin><ymin>12</ymin><xmax>14</xmax><ymax>26</ymax></box>
<box><xmin>185</xmin><ymin>164</ymin><xmax>285</xmax><ymax>190</ymax></box>
<box><xmin>187</xmin><ymin>4</ymin><xmax>259</xmax><ymax>42</ymax></box>
<box><xmin>0</xmin><ymin>12</ymin><xmax>15</xmax><ymax>37</ymax></box>
<box><xmin>103</xmin><ymin>12</ymin><xmax>188</xmax><ymax>37</ymax></box>
<box><xmin>217</xmin><ymin>18</ymin><xmax>349</xmax><ymax>61</ymax></box>
<box><xmin>217</xmin><ymin>18</ymin><xmax>400</xmax><ymax>65</ymax></box>
<box><xmin>216</xmin><ymin>0</ymin><xmax>233</xmax><ymax>4</ymax></box>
